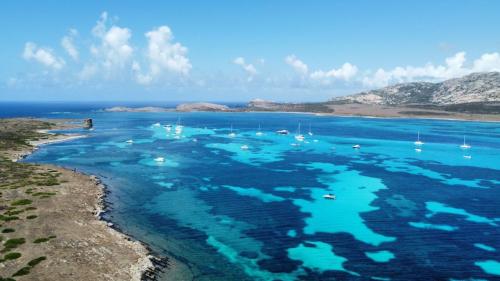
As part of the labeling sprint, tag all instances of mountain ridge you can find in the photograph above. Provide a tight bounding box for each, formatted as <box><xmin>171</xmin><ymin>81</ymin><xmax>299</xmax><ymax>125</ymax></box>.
<box><xmin>332</xmin><ymin>72</ymin><xmax>500</xmax><ymax>106</ymax></box>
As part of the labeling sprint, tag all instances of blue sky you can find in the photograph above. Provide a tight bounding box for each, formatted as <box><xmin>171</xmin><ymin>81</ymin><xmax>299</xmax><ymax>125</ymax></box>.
<box><xmin>1</xmin><ymin>0</ymin><xmax>499</xmax><ymax>102</ymax></box>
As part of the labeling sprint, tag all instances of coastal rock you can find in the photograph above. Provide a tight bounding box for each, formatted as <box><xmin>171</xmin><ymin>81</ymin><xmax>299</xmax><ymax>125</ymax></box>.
<box><xmin>176</xmin><ymin>102</ymin><xmax>230</xmax><ymax>112</ymax></box>
<box><xmin>84</xmin><ymin>118</ymin><xmax>93</xmax><ymax>129</ymax></box>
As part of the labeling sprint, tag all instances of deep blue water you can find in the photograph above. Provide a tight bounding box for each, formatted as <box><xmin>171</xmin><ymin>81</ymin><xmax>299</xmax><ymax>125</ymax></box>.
<box><xmin>19</xmin><ymin>108</ymin><xmax>500</xmax><ymax>280</ymax></box>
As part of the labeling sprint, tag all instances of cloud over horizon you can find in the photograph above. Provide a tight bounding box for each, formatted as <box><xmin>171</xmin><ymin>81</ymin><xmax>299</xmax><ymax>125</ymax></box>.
<box><xmin>13</xmin><ymin>11</ymin><xmax>500</xmax><ymax>97</ymax></box>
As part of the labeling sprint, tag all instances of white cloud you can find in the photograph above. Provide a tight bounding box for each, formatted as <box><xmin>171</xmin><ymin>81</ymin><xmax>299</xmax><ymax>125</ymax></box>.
<box><xmin>233</xmin><ymin>57</ymin><xmax>257</xmax><ymax>80</ymax></box>
<box><xmin>61</xmin><ymin>29</ymin><xmax>79</xmax><ymax>61</ymax></box>
<box><xmin>133</xmin><ymin>26</ymin><xmax>191</xmax><ymax>84</ymax></box>
<box><xmin>310</xmin><ymin>63</ymin><xmax>358</xmax><ymax>83</ymax></box>
<box><xmin>22</xmin><ymin>42</ymin><xmax>65</xmax><ymax>70</ymax></box>
<box><xmin>362</xmin><ymin>51</ymin><xmax>500</xmax><ymax>87</ymax></box>
<box><xmin>285</xmin><ymin>55</ymin><xmax>308</xmax><ymax>75</ymax></box>
<box><xmin>472</xmin><ymin>52</ymin><xmax>500</xmax><ymax>72</ymax></box>
<box><xmin>285</xmin><ymin>55</ymin><xmax>358</xmax><ymax>85</ymax></box>
<box><xmin>83</xmin><ymin>11</ymin><xmax>134</xmax><ymax>79</ymax></box>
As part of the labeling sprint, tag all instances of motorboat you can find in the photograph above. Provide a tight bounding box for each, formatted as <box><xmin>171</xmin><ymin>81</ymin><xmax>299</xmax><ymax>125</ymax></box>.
<box><xmin>415</xmin><ymin>148</ymin><xmax>422</xmax><ymax>152</ymax></box>
<box><xmin>240</xmin><ymin>144</ymin><xmax>249</xmax><ymax>150</ymax></box>
<box><xmin>463</xmin><ymin>155</ymin><xmax>472</xmax><ymax>159</ymax></box>
<box><xmin>153</xmin><ymin>122</ymin><xmax>161</xmax><ymax>127</ymax></box>
<box><xmin>323</xmin><ymin>193</ymin><xmax>336</xmax><ymax>200</ymax></box>
<box><xmin>352</xmin><ymin>144</ymin><xmax>361</xmax><ymax>149</ymax></box>
<box><xmin>154</xmin><ymin>157</ymin><xmax>165</xmax><ymax>162</ymax></box>
<box><xmin>276</xmin><ymin>129</ymin><xmax>289</xmax><ymax>135</ymax></box>
<box><xmin>164</xmin><ymin>124</ymin><xmax>172</xmax><ymax>132</ymax></box>
<box><xmin>126</xmin><ymin>139</ymin><xmax>134</xmax><ymax>144</ymax></box>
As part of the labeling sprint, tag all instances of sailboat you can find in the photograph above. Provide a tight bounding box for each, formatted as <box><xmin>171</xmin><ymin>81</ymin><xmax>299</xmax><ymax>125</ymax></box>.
<box><xmin>228</xmin><ymin>124</ymin><xmax>236</xmax><ymax>137</ymax></box>
<box><xmin>308</xmin><ymin>123</ymin><xmax>313</xmax><ymax>136</ymax></box>
<box><xmin>414</xmin><ymin>131</ymin><xmax>424</xmax><ymax>146</ymax></box>
<box><xmin>175</xmin><ymin>117</ymin><xmax>183</xmax><ymax>135</ymax></box>
<box><xmin>256</xmin><ymin>124</ymin><xmax>263</xmax><ymax>136</ymax></box>
<box><xmin>295</xmin><ymin>123</ymin><xmax>305</xmax><ymax>142</ymax></box>
<box><xmin>460</xmin><ymin>135</ymin><xmax>471</xmax><ymax>149</ymax></box>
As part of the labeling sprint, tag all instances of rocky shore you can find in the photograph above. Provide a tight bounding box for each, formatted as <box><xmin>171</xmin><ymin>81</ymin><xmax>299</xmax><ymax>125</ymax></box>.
<box><xmin>0</xmin><ymin>118</ymin><xmax>168</xmax><ymax>280</ymax></box>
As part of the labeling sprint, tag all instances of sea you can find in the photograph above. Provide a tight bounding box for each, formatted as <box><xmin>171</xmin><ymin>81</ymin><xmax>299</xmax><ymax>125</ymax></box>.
<box><xmin>3</xmin><ymin>102</ymin><xmax>500</xmax><ymax>280</ymax></box>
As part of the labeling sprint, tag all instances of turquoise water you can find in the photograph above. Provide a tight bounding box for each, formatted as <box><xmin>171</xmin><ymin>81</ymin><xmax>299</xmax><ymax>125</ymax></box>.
<box><xmin>25</xmin><ymin>112</ymin><xmax>500</xmax><ymax>280</ymax></box>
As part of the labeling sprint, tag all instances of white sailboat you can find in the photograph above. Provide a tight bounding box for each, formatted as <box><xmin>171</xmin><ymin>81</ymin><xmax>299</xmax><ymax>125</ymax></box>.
<box><xmin>414</xmin><ymin>131</ymin><xmax>424</xmax><ymax>146</ymax></box>
<box><xmin>308</xmin><ymin>123</ymin><xmax>313</xmax><ymax>136</ymax></box>
<box><xmin>295</xmin><ymin>123</ymin><xmax>305</xmax><ymax>142</ymax></box>
<box><xmin>460</xmin><ymin>135</ymin><xmax>471</xmax><ymax>149</ymax></box>
<box><xmin>228</xmin><ymin>124</ymin><xmax>236</xmax><ymax>137</ymax></box>
<box><xmin>175</xmin><ymin>118</ymin><xmax>183</xmax><ymax>135</ymax></box>
<box><xmin>256</xmin><ymin>124</ymin><xmax>263</xmax><ymax>136</ymax></box>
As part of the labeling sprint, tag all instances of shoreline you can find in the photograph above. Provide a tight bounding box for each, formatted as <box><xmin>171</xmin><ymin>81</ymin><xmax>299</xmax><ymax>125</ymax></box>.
<box><xmin>1</xmin><ymin>118</ymin><xmax>166</xmax><ymax>280</ymax></box>
<box><xmin>25</xmin><ymin>125</ymin><xmax>171</xmax><ymax>280</ymax></box>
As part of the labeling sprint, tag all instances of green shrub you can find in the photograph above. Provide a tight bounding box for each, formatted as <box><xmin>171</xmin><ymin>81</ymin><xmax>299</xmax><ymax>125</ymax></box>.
<box><xmin>1</xmin><ymin>229</ymin><xmax>14</xmax><ymax>233</ymax></box>
<box><xmin>12</xmin><ymin>266</ymin><xmax>31</xmax><ymax>277</ymax></box>
<box><xmin>26</xmin><ymin>215</ymin><xmax>38</xmax><ymax>220</ymax></box>
<box><xmin>2</xmin><ymin>238</ymin><xmax>25</xmax><ymax>252</ymax></box>
<box><xmin>28</xmin><ymin>256</ymin><xmax>46</xmax><ymax>267</ymax></box>
<box><xmin>3</xmin><ymin>252</ymin><xmax>21</xmax><ymax>260</ymax></box>
<box><xmin>10</xmin><ymin>199</ymin><xmax>32</xmax><ymax>206</ymax></box>
<box><xmin>33</xmin><ymin>237</ymin><xmax>50</xmax><ymax>243</ymax></box>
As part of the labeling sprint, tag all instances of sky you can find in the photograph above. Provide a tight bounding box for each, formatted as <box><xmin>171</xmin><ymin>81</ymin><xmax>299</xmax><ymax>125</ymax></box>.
<box><xmin>1</xmin><ymin>0</ymin><xmax>499</xmax><ymax>102</ymax></box>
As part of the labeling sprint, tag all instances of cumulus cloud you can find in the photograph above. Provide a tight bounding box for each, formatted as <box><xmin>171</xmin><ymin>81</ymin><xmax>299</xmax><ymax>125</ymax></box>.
<box><xmin>285</xmin><ymin>55</ymin><xmax>357</xmax><ymax>85</ymax></box>
<box><xmin>472</xmin><ymin>52</ymin><xmax>500</xmax><ymax>72</ymax></box>
<box><xmin>285</xmin><ymin>55</ymin><xmax>308</xmax><ymax>75</ymax></box>
<box><xmin>22</xmin><ymin>42</ymin><xmax>65</xmax><ymax>70</ymax></box>
<box><xmin>82</xmin><ymin>11</ymin><xmax>134</xmax><ymax>79</ymax></box>
<box><xmin>61</xmin><ymin>29</ymin><xmax>79</xmax><ymax>61</ymax></box>
<box><xmin>233</xmin><ymin>57</ymin><xmax>257</xmax><ymax>80</ymax></box>
<box><xmin>132</xmin><ymin>26</ymin><xmax>191</xmax><ymax>84</ymax></box>
<box><xmin>362</xmin><ymin>51</ymin><xmax>500</xmax><ymax>87</ymax></box>
<box><xmin>310</xmin><ymin>63</ymin><xmax>358</xmax><ymax>83</ymax></box>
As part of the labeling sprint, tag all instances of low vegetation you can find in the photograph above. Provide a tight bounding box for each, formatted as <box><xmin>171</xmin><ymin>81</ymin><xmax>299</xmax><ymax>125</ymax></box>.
<box><xmin>0</xmin><ymin>119</ymin><xmax>64</xmax><ymax>279</ymax></box>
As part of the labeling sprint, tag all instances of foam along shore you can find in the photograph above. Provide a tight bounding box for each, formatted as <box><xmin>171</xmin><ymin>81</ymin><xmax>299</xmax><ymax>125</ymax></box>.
<box><xmin>0</xmin><ymin>118</ymin><xmax>157</xmax><ymax>280</ymax></box>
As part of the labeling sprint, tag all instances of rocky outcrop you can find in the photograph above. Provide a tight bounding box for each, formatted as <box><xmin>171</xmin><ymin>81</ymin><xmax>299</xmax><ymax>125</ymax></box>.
<box><xmin>332</xmin><ymin>72</ymin><xmax>500</xmax><ymax>106</ymax></box>
<box><xmin>84</xmin><ymin>118</ymin><xmax>93</xmax><ymax>129</ymax></box>
<box><xmin>175</xmin><ymin>102</ymin><xmax>230</xmax><ymax>112</ymax></box>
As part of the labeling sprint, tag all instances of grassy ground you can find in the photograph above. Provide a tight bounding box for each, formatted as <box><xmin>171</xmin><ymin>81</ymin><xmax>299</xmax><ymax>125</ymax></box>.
<box><xmin>0</xmin><ymin>119</ymin><xmax>61</xmax><ymax>280</ymax></box>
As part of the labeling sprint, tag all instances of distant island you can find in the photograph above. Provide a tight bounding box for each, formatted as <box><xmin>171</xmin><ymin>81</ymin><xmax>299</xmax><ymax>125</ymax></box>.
<box><xmin>103</xmin><ymin>72</ymin><xmax>500</xmax><ymax>121</ymax></box>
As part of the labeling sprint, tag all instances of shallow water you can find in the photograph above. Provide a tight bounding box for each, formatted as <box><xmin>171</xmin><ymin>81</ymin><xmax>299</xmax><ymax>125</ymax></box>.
<box><xmin>26</xmin><ymin>112</ymin><xmax>500</xmax><ymax>280</ymax></box>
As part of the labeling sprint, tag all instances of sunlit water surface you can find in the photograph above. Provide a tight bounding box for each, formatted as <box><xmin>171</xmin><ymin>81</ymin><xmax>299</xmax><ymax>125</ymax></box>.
<box><xmin>26</xmin><ymin>112</ymin><xmax>500</xmax><ymax>280</ymax></box>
